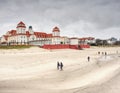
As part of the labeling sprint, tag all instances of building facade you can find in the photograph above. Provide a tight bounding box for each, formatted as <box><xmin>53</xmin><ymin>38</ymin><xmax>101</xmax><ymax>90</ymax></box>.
<box><xmin>0</xmin><ymin>21</ymin><xmax>69</xmax><ymax>46</ymax></box>
<box><xmin>0</xmin><ymin>21</ymin><xmax>95</xmax><ymax>47</ymax></box>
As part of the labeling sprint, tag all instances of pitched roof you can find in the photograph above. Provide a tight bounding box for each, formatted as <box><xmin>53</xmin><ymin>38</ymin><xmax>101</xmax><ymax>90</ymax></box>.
<box><xmin>18</xmin><ymin>21</ymin><xmax>25</xmax><ymax>25</ymax></box>
<box><xmin>3</xmin><ymin>35</ymin><xmax>8</xmax><ymax>40</ymax></box>
<box><xmin>46</xmin><ymin>34</ymin><xmax>52</xmax><ymax>38</ymax></box>
<box><xmin>52</xmin><ymin>26</ymin><xmax>60</xmax><ymax>32</ymax></box>
<box><xmin>9</xmin><ymin>30</ymin><xmax>17</xmax><ymax>36</ymax></box>
<box><xmin>79</xmin><ymin>37</ymin><xmax>95</xmax><ymax>40</ymax></box>
<box><xmin>34</xmin><ymin>32</ymin><xmax>47</xmax><ymax>38</ymax></box>
<box><xmin>16</xmin><ymin>21</ymin><xmax>26</xmax><ymax>28</ymax></box>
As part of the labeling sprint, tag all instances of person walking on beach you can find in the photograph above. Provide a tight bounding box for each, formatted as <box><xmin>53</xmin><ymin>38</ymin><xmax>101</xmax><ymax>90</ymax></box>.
<box><xmin>60</xmin><ymin>62</ymin><xmax>63</xmax><ymax>70</ymax></box>
<box><xmin>87</xmin><ymin>56</ymin><xmax>90</xmax><ymax>62</ymax></box>
<box><xmin>57</xmin><ymin>61</ymin><xmax>60</xmax><ymax>70</ymax></box>
<box><xmin>105</xmin><ymin>52</ymin><xmax>107</xmax><ymax>56</ymax></box>
<box><xmin>98</xmin><ymin>51</ymin><xmax>100</xmax><ymax>55</ymax></box>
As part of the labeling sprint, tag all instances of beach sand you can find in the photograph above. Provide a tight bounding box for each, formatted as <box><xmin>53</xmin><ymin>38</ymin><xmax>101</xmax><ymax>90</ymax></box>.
<box><xmin>0</xmin><ymin>46</ymin><xmax>120</xmax><ymax>93</ymax></box>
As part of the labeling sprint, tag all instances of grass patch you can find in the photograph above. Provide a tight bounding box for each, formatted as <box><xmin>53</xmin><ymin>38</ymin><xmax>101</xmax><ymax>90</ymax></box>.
<box><xmin>0</xmin><ymin>45</ymin><xmax>32</xmax><ymax>49</ymax></box>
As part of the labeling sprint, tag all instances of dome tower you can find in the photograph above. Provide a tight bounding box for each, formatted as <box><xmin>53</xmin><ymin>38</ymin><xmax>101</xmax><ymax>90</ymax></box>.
<box><xmin>16</xmin><ymin>21</ymin><xmax>26</xmax><ymax>34</ymax></box>
<box><xmin>28</xmin><ymin>26</ymin><xmax>34</xmax><ymax>34</ymax></box>
<box><xmin>52</xmin><ymin>26</ymin><xmax>60</xmax><ymax>37</ymax></box>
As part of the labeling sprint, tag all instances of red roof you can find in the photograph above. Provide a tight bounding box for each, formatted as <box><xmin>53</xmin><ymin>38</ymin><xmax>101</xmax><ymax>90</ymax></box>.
<box><xmin>9</xmin><ymin>30</ymin><xmax>17</xmax><ymax>36</ymax></box>
<box><xmin>16</xmin><ymin>21</ymin><xmax>26</xmax><ymax>28</ymax></box>
<box><xmin>79</xmin><ymin>37</ymin><xmax>95</xmax><ymax>41</ymax></box>
<box><xmin>46</xmin><ymin>34</ymin><xmax>52</xmax><ymax>38</ymax></box>
<box><xmin>18</xmin><ymin>21</ymin><xmax>25</xmax><ymax>25</ymax></box>
<box><xmin>52</xmin><ymin>26</ymin><xmax>60</xmax><ymax>32</ymax></box>
<box><xmin>5</xmin><ymin>30</ymin><xmax>53</xmax><ymax>38</ymax></box>
<box><xmin>8</xmin><ymin>30</ymin><xmax>31</xmax><ymax>37</ymax></box>
<box><xmin>34</xmin><ymin>32</ymin><xmax>53</xmax><ymax>38</ymax></box>
<box><xmin>34</xmin><ymin>32</ymin><xmax>47</xmax><ymax>38</ymax></box>
<box><xmin>88</xmin><ymin>37</ymin><xmax>95</xmax><ymax>40</ymax></box>
<box><xmin>70</xmin><ymin>37</ymin><xmax>78</xmax><ymax>39</ymax></box>
<box><xmin>3</xmin><ymin>35</ymin><xmax>8</xmax><ymax>40</ymax></box>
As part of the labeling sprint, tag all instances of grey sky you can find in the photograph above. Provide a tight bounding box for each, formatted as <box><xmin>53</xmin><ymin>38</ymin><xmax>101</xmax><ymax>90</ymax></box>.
<box><xmin>0</xmin><ymin>0</ymin><xmax>120</xmax><ymax>39</ymax></box>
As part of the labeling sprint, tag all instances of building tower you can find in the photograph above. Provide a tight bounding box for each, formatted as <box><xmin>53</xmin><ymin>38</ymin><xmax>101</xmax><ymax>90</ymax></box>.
<box><xmin>52</xmin><ymin>26</ymin><xmax>60</xmax><ymax>37</ymax></box>
<box><xmin>28</xmin><ymin>26</ymin><xmax>34</xmax><ymax>34</ymax></box>
<box><xmin>52</xmin><ymin>26</ymin><xmax>61</xmax><ymax>44</ymax></box>
<box><xmin>16</xmin><ymin>21</ymin><xmax>26</xmax><ymax>34</ymax></box>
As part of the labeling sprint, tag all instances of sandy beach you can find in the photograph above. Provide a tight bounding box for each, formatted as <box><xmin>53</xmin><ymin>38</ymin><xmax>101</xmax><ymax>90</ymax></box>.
<box><xmin>0</xmin><ymin>46</ymin><xmax>120</xmax><ymax>93</ymax></box>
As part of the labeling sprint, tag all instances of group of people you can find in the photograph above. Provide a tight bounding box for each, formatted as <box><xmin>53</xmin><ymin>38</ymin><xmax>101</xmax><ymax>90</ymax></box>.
<box><xmin>98</xmin><ymin>51</ymin><xmax>107</xmax><ymax>55</ymax></box>
<box><xmin>57</xmin><ymin>62</ymin><xmax>63</xmax><ymax>71</ymax></box>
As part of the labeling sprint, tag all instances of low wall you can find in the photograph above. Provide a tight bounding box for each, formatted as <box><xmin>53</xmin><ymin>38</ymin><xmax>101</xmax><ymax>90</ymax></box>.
<box><xmin>43</xmin><ymin>44</ymin><xmax>69</xmax><ymax>49</ymax></box>
<box><xmin>80</xmin><ymin>44</ymin><xmax>90</xmax><ymax>48</ymax></box>
<box><xmin>43</xmin><ymin>44</ymin><xmax>90</xmax><ymax>49</ymax></box>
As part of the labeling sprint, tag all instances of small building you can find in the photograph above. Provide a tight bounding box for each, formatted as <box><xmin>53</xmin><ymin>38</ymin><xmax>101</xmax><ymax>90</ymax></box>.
<box><xmin>70</xmin><ymin>37</ymin><xmax>79</xmax><ymax>45</ymax></box>
<box><xmin>79</xmin><ymin>37</ymin><xmax>95</xmax><ymax>45</ymax></box>
<box><xmin>107</xmin><ymin>37</ymin><xmax>117</xmax><ymax>45</ymax></box>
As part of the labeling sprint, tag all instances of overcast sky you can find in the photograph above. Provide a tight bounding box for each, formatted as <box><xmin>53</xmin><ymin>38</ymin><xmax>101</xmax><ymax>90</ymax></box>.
<box><xmin>0</xmin><ymin>0</ymin><xmax>120</xmax><ymax>39</ymax></box>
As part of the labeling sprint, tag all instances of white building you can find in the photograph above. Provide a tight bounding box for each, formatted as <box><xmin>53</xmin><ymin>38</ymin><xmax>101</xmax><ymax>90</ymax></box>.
<box><xmin>0</xmin><ymin>21</ymin><xmax>69</xmax><ymax>46</ymax></box>
<box><xmin>79</xmin><ymin>37</ymin><xmax>95</xmax><ymax>45</ymax></box>
<box><xmin>70</xmin><ymin>37</ymin><xmax>79</xmax><ymax>45</ymax></box>
<box><xmin>107</xmin><ymin>37</ymin><xmax>117</xmax><ymax>45</ymax></box>
<box><xmin>0</xmin><ymin>21</ymin><xmax>95</xmax><ymax>47</ymax></box>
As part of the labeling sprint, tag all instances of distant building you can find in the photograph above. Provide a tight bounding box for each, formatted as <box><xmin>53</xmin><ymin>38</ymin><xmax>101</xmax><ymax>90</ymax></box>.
<box><xmin>70</xmin><ymin>37</ymin><xmax>79</xmax><ymax>45</ymax></box>
<box><xmin>0</xmin><ymin>21</ymin><xmax>95</xmax><ymax>48</ymax></box>
<box><xmin>107</xmin><ymin>37</ymin><xmax>117</xmax><ymax>45</ymax></box>
<box><xmin>79</xmin><ymin>37</ymin><xmax>95</xmax><ymax>45</ymax></box>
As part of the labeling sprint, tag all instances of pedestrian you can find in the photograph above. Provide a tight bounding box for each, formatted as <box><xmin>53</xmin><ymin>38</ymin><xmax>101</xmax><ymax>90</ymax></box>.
<box><xmin>87</xmin><ymin>56</ymin><xmax>90</xmax><ymax>62</ymax></box>
<box><xmin>105</xmin><ymin>52</ymin><xmax>107</xmax><ymax>56</ymax></box>
<box><xmin>98</xmin><ymin>51</ymin><xmax>100</xmax><ymax>55</ymax></box>
<box><xmin>60</xmin><ymin>62</ymin><xmax>63</xmax><ymax>70</ymax></box>
<box><xmin>57</xmin><ymin>61</ymin><xmax>60</xmax><ymax>70</ymax></box>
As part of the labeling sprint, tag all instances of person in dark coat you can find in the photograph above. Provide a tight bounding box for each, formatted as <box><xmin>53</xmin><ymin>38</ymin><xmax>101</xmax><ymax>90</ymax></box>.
<box><xmin>105</xmin><ymin>52</ymin><xmax>107</xmax><ymax>56</ymax></box>
<box><xmin>98</xmin><ymin>51</ymin><xmax>100</xmax><ymax>55</ymax></box>
<box><xmin>87</xmin><ymin>56</ymin><xmax>90</xmax><ymax>62</ymax></box>
<box><xmin>57</xmin><ymin>62</ymin><xmax>60</xmax><ymax>70</ymax></box>
<box><xmin>60</xmin><ymin>62</ymin><xmax>63</xmax><ymax>70</ymax></box>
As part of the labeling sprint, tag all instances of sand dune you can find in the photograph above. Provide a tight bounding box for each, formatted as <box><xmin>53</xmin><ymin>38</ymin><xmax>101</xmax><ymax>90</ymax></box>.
<box><xmin>0</xmin><ymin>46</ymin><xmax>120</xmax><ymax>93</ymax></box>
